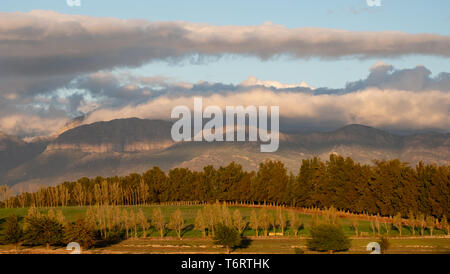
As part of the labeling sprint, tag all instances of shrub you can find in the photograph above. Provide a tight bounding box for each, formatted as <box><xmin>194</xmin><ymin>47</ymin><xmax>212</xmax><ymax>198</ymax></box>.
<box><xmin>213</xmin><ymin>223</ymin><xmax>241</xmax><ymax>254</ymax></box>
<box><xmin>64</xmin><ymin>217</ymin><xmax>96</xmax><ymax>249</ymax></box>
<box><xmin>377</xmin><ymin>236</ymin><xmax>390</xmax><ymax>254</ymax></box>
<box><xmin>294</xmin><ymin>247</ymin><xmax>305</xmax><ymax>254</ymax></box>
<box><xmin>307</xmin><ymin>224</ymin><xmax>351</xmax><ymax>253</ymax></box>
<box><xmin>23</xmin><ymin>215</ymin><xmax>63</xmax><ymax>249</ymax></box>
<box><xmin>3</xmin><ymin>214</ymin><xmax>23</xmax><ymax>249</ymax></box>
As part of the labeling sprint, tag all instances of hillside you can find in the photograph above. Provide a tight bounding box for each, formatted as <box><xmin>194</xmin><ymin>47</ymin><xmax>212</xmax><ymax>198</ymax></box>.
<box><xmin>1</xmin><ymin>118</ymin><xmax>448</xmax><ymax>188</ymax></box>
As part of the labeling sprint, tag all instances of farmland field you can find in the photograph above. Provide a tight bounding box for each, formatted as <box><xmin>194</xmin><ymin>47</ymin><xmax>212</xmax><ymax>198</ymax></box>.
<box><xmin>0</xmin><ymin>205</ymin><xmax>449</xmax><ymax>254</ymax></box>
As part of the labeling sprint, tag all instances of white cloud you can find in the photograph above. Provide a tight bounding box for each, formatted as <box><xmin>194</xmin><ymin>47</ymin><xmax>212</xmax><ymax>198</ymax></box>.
<box><xmin>1</xmin><ymin>10</ymin><xmax>450</xmax><ymax>82</ymax></box>
<box><xmin>241</xmin><ymin>76</ymin><xmax>314</xmax><ymax>90</ymax></box>
<box><xmin>0</xmin><ymin>114</ymin><xmax>67</xmax><ymax>138</ymax></box>
<box><xmin>83</xmin><ymin>88</ymin><xmax>450</xmax><ymax>132</ymax></box>
<box><xmin>371</xmin><ymin>61</ymin><xmax>392</xmax><ymax>71</ymax></box>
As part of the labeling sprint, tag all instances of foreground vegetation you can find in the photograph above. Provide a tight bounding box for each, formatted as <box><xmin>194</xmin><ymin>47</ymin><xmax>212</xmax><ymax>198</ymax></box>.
<box><xmin>0</xmin><ymin>204</ymin><xmax>449</xmax><ymax>254</ymax></box>
<box><xmin>1</xmin><ymin>205</ymin><xmax>449</xmax><ymax>238</ymax></box>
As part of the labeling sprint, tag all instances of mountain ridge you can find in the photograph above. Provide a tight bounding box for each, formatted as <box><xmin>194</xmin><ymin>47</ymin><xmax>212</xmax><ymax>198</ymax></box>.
<box><xmin>1</xmin><ymin>118</ymin><xmax>448</xmax><ymax>188</ymax></box>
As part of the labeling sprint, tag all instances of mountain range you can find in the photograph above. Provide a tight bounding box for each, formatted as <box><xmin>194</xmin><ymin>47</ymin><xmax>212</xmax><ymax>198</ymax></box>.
<box><xmin>0</xmin><ymin>118</ymin><xmax>448</xmax><ymax>189</ymax></box>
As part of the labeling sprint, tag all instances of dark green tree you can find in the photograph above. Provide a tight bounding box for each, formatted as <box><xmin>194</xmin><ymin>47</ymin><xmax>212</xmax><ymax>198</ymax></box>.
<box><xmin>3</xmin><ymin>214</ymin><xmax>23</xmax><ymax>249</ymax></box>
<box><xmin>213</xmin><ymin>223</ymin><xmax>242</xmax><ymax>254</ymax></box>
<box><xmin>24</xmin><ymin>216</ymin><xmax>63</xmax><ymax>249</ymax></box>
<box><xmin>254</xmin><ymin>160</ymin><xmax>288</xmax><ymax>205</ymax></box>
<box><xmin>307</xmin><ymin>224</ymin><xmax>351</xmax><ymax>253</ymax></box>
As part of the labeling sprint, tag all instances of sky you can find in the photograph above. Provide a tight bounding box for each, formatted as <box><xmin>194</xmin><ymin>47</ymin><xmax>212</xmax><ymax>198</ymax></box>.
<box><xmin>0</xmin><ymin>0</ymin><xmax>449</xmax><ymax>137</ymax></box>
<box><xmin>2</xmin><ymin>0</ymin><xmax>450</xmax><ymax>87</ymax></box>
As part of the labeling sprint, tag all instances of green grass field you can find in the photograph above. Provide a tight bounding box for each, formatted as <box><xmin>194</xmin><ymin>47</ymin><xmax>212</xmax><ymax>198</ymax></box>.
<box><xmin>0</xmin><ymin>205</ymin><xmax>449</xmax><ymax>254</ymax></box>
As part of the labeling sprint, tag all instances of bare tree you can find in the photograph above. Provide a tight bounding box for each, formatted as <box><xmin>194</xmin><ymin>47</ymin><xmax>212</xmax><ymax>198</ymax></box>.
<box><xmin>221</xmin><ymin>206</ymin><xmax>233</xmax><ymax>227</ymax></box>
<box><xmin>0</xmin><ymin>185</ymin><xmax>13</xmax><ymax>208</ymax></box>
<box><xmin>289</xmin><ymin>211</ymin><xmax>302</xmax><ymax>237</ymax></box>
<box><xmin>122</xmin><ymin>209</ymin><xmax>130</xmax><ymax>238</ymax></box>
<box><xmin>36</xmin><ymin>186</ymin><xmax>46</xmax><ymax>208</ymax></box>
<box><xmin>426</xmin><ymin>215</ymin><xmax>435</xmax><ymax>236</ymax></box>
<box><xmin>73</xmin><ymin>182</ymin><xmax>85</xmax><ymax>206</ymax></box>
<box><xmin>139</xmin><ymin>179</ymin><xmax>149</xmax><ymax>205</ymax></box>
<box><xmin>441</xmin><ymin>216</ymin><xmax>449</xmax><ymax>235</ymax></box>
<box><xmin>17</xmin><ymin>187</ymin><xmax>27</xmax><ymax>208</ymax></box>
<box><xmin>383</xmin><ymin>221</ymin><xmax>391</xmax><ymax>235</ymax></box>
<box><xmin>408</xmin><ymin>210</ymin><xmax>416</xmax><ymax>235</ymax></box>
<box><xmin>169</xmin><ymin>209</ymin><xmax>184</xmax><ymax>240</ymax></box>
<box><xmin>86</xmin><ymin>190</ymin><xmax>94</xmax><ymax>206</ymax></box>
<box><xmin>351</xmin><ymin>218</ymin><xmax>359</xmax><ymax>237</ymax></box>
<box><xmin>370</xmin><ymin>221</ymin><xmax>376</xmax><ymax>235</ymax></box>
<box><xmin>152</xmin><ymin>208</ymin><xmax>166</xmax><ymax>238</ymax></box>
<box><xmin>277</xmin><ymin>210</ymin><xmax>287</xmax><ymax>236</ymax></box>
<box><xmin>250</xmin><ymin>209</ymin><xmax>259</xmax><ymax>237</ymax></box>
<box><xmin>110</xmin><ymin>182</ymin><xmax>121</xmax><ymax>205</ymax></box>
<box><xmin>137</xmin><ymin>209</ymin><xmax>149</xmax><ymax>238</ymax></box>
<box><xmin>204</xmin><ymin>204</ymin><xmax>220</xmax><ymax>237</ymax></box>
<box><xmin>94</xmin><ymin>184</ymin><xmax>102</xmax><ymax>205</ymax></box>
<box><xmin>258</xmin><ymin>209</ymin><xmax>271</xmax><ymax>236</ymax></box>
<box><xmin>232</xmin><ymin>209</ymin><xmax>246</xmax><ymax>235</ymax></box>
<box><xmin>129</xmin><ymin>211</ymin><xmax>138</xmax><ymax>238</ymax></box>
<box><xmin>393</xmin><ymin>213</ymin><xmax>403</xmax><ymax>236</ymax></box>
<box><xmin>195</xmin><ymin>209</ymin><xmax>207</xmax><ymax>237</ymax></box>
<box><xmin>375</xmin><ymin>216</ymin><xmax>381</xmax><ymax>236</ymax></box>
<box><xmin>418</xmin><ymin>213</ymin><xmax>426</xmax><ymax>236</ymax></box>
<box><xmin>101</xmin><ymin>181</ymin><xmax>110</xmax><ymax>205</ymax></box>
<box><xmin>57</xmin><ymin>185</ymin><xmax>69</xmax><ymax>207</ymax></box>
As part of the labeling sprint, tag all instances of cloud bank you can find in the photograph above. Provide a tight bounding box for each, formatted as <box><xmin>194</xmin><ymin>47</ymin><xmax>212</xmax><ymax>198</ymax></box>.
<box><xmin>1</xmin><ymin>65</ymin><xmax>449</xmax><ymax>137</ymax></box>
<box><xmin>2</xmin><ymin>11</ymin><xmax>450</xmax><ymax>79</ymax></box>
<box><xmin>0</xmin><ymin>10</ymin><xmax>449</xmax><ymax>137</ymax></box>
<box><xmin>83</xmin><ymin>88</ymin><xmax>450</xmax><ymax>133</ymax></box>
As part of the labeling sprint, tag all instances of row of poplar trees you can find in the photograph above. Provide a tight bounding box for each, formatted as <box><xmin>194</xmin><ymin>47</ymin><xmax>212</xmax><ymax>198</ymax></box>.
<box><xmin>1</xmin><ymin>154</ymin><xmax>449</xmax><ymax>220</ymax></box>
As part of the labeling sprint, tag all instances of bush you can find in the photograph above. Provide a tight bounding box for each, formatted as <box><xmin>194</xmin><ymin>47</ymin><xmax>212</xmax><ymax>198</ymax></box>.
<box><xmin>3</xmin><ymin>214</ymin><xmax>23</xmax><ymax>248</ymax></box>
<box><xmin>377</xmin><ymin>236</ymin><xmax>390</xmax><ymax>254</ymax></box>
<box><xmin>64</xmin><ymin>217</ymin><xmax>96</xmax><ymax>250</ymax></box>
<box><xmin>23</xmin><ymin>215</ymin><xmax>64</xmax><ymax>249</ymax></box>
<box><xmin>307</xmin><ymin>224</ymin><xmax>351</xmax><ymax>253</ymax></box>
<box><xmin>294</xmin><ymin>248</ymin><xmax>305</xmax><ymax>254</ymax></box>
<box><xmin>213</xmin><ymin>223</ymin><xmax>242</xmax><ymax>254</ymax></box>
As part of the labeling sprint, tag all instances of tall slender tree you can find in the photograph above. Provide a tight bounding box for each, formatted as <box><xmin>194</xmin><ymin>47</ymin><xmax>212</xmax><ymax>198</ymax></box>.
<box><xmin>169</xmin><ymin>209</ymin><xmax>184</xmax><ymax>240</ymax></box>
<box><xmin>152</xmin><ymin>208</ymin><xmax>166</xmax><ymax>238</ymax></box>
<box><xmin>232</xmin><ymin>209</ymin><xmax>246</xmax><ymax>235</ymax></box>
<box><xmin>249</xmin><ymin>210</ymin><xmax>259</xmax><ymax>237</ymax></box>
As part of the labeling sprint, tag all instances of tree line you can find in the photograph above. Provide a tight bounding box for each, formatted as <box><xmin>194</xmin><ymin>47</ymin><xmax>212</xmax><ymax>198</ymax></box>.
<box><xmin>1</xmin><ymin>154</ymin><xmax>449</xmax><ymax>220</ymax></box>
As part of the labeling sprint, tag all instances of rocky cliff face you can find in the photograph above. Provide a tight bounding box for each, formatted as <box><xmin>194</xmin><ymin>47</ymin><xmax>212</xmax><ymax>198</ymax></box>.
<box><xmin>47</xmin><ymin>118</ymin><xmax>175</xmax><ymax>153</ymax></box>
<box><xmin>46</xmin><ymin>141</ymin><xmax>175</xmax><ymax>153</ymax></box>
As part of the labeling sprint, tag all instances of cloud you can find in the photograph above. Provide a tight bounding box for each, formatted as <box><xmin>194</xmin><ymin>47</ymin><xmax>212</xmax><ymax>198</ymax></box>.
<box><xmin>1</xmin><ymin>10</ymin><xmax>450</xmax><ymax>82</ymax></box>
<box><xmin>0</xmin><ymin>114</ymin><xmax>67</xmax><ymax>138</ymax></box>
<box><xmin>82</xmin><ymin>88</ymin><xmax>449</xmax><ymax>132</ymax></box>
<box><xmin>1</xmin><ymin>10</ymin><xmax>449</xmax><ymax>125</ymax></box>
<box><xmin>70</xmin><ymin>63</ymin><xmax>449</xmax><ymax>133</ymax></box>
<box><xmin>241</xmin><ymin>76</ymin><xmax>314</xmax><ymax>90</ymax></box>
<box><xmin>0</xmin><ymin>101</ymin><xmax>68</xmax><ymax>138</ymax></box>
<box><xmin>345</xmin><ymin>63</ymin><xmax>450</xmax><ymax>92</ymax></box>
<box><xmin>1</xmin><ymin>13</ymin><xmax>450</xmax><ymax>143</ymax></box>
